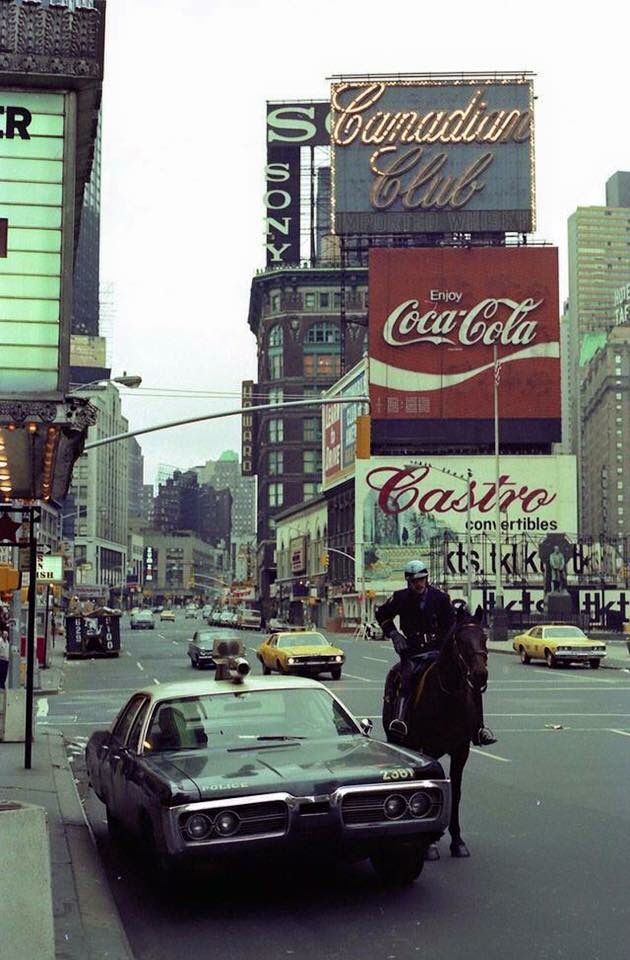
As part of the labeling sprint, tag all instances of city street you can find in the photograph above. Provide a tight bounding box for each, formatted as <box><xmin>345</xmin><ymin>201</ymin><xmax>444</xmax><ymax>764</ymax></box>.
<box><xmin>37</xmin><ymin>617</ymin><xmax>630</xmax><ymax>960</ymax></box>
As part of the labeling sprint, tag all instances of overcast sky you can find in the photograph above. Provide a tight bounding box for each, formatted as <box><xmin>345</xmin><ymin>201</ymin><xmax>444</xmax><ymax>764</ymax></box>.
<box><xmin>100</xmin><ymin>0</ymin><xmax>630</xmax><ymax>487</ymax></box>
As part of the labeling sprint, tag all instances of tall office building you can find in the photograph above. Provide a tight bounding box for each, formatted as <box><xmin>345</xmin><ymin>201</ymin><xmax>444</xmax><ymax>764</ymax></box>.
<box><xmin>73</xmin><ymin>113</ymin><xmax>101</xmax><ymax>337</ymax></box>
<box><xmin>128</xmin><ymin>437</ymin><xmax>145</xmax><ymax>519</ymax></box>
<box><xmin>561</xmin><ymin>171</ymin><xmax>630</xmax><ymax>527</ymax></box>
<box><xmin>195</xmin><ymin>451</ymin><xmax>256</xmax><ymax>581</ymax></box>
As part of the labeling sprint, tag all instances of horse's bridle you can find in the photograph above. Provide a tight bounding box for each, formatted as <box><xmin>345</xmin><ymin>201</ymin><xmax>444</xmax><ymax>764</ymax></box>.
<box><xmin>438</xmin><ymin>623</ymin><xmax>488</xmax><ymax>695</ymax></box>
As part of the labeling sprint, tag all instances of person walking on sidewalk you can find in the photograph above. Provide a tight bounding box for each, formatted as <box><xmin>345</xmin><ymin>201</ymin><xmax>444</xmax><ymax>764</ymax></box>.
<box><xmin>0</xmin><ymin>627</ymin><xmax>9</xmax><ymax>689</ymax></box>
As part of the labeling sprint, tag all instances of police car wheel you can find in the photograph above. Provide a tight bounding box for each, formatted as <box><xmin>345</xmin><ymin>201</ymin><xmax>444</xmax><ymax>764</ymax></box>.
<box><xmin>371</xmin><ymin>842</ymin><xmax>425</xmax><ymax>886</ymax></box>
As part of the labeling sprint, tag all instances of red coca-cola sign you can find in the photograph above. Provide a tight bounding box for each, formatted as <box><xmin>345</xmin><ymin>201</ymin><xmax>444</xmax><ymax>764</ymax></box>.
<box><xmin>368</xmin><ymin>247</ymin><xmax>560</xmax><ymax>420</ymax></box>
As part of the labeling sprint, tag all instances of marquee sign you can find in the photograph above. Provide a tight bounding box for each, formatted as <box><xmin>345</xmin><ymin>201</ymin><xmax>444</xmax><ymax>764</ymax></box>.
<box><xmin>368</xmin><ymin>246</ymin><xmax>560</xmax><ymax>428</ymax></box>
<box><xmin>0</xmin><ymin>90</ymin><xmax>72</xmax><ymax>393</ymax></box>
<box><xmin>331</xmin><ymin>76</ymin><xmax>534</xmax><ymax>235</ymax></box>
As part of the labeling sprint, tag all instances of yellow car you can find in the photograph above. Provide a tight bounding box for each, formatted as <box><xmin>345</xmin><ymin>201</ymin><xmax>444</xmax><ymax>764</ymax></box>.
<box><xmin>512</xmin><ymin>624</ymin><xmax>607</xmax><ymax>669</ymax></box>
<box><xmin>257</xmin><ymin>630</ymin><xmax>345</xmax><ymax>680</ymax></box>
<box><xmin>160</xmin><ymin>609</ymin><xmax>176</xmax><ymax>623</ymax></box>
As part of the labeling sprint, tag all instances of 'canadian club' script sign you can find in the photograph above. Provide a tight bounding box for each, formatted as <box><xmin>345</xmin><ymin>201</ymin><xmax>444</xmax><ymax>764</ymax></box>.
<box><xmin>368</xmin><ymin>246</ymin><xmax>560</xmax><ymax>427</ymax></box>
<box><xmin>331</xmin><ymin>76</ymin><xmax>534</xmax><ymax>235</ymax></box>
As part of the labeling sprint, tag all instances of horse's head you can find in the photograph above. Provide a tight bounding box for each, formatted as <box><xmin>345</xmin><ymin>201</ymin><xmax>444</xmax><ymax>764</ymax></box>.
<box><xmin>450</xmin><ymin>607</ymin><xmax>489</xmax><ymax>691</ymax></box>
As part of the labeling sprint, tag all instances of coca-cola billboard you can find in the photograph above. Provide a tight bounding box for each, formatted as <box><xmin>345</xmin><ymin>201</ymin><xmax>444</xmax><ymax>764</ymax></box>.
<box><xmin>368</xmin><ymin>247</ymin><xmax>560</xmax><ymax>427</ymax></box>
<box><xmin>355</xmin><ymin>455</ymin><xmax>577</xmax><ymax>591</ymax></box>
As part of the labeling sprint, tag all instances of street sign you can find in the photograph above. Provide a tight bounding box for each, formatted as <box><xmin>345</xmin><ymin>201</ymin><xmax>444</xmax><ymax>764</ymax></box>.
<box><xmin>36</xmin><ymin>555</ymin><xmax>63</xmax><ymax>583</ymax></box>
<box><xmin>37</xmin><ymin>544</ymin><xmax>52</xmax><ymax>556</ymax></box>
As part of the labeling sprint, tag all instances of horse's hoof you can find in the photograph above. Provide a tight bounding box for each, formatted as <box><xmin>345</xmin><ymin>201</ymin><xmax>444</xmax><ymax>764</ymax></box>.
<box><xmin>425</xmin><ymin>843</ymin><xmax>440</xmax><ymax>861</ymax></box>
<box><xmin>450</xmin><ymin>841</ymin><xmax>470</xmax><ymax>858</ymax></box>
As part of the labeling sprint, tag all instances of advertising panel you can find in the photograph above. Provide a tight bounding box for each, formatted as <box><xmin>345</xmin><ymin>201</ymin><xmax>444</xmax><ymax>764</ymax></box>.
<box><xmin>355</xmin><ymin>455</ymin><xmax>577</xmax><ymax>591</ymax></box>
<box><xmin>368</xmin><ymin>247</ymin><xmax>560</xmax><ymax>424</ymax></box>
<box><xmin>290</xmin><ymin>536</ymin><xmax>307</xmax><ymax>574</ymax></box>
<box><xmin>265</xmin><ymin>101</ymin><xmax>330</xmax><ymax>267</ymax></box>
<box><xmin>0</xmin><ymin>91</ymin><xmax>70</xmax><ymax>392</ymax></box>
<box><xmin>331</xmin><ymin>77</ymin><xmax>534</xmax><ymax>235</ymax></box>
<box><xmin>322</xmin><ymin>362</ymin><xmax>367</xmax><ymax>491</ymax></box>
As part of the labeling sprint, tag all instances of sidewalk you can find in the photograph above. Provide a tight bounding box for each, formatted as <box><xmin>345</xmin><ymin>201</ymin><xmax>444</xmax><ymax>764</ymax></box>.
<box><xmin>0</xmin><ymin>647</ymin><xmax>133</xmax><ymax>960</ymax></box>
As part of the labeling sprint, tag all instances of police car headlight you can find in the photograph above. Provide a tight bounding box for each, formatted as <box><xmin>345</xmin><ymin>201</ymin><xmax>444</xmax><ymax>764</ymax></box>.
<box><xmin>409</xmin><ymin>791</ymin><xmax>432</xmax><ymax>818</ymax></box>
<box><xmin>215</xmin><ymin>810</ymin><xmax>240</xmax><ymax>837</ymax></box>
<box><xmin>186</xmin><ymin>814</ymin><xmax>212</xmax><ymax>840</ymax></box>
<box><xmin>383</xmin><ymin>794</ymin><xmax>407</xmax><ymax>820</ymax></box>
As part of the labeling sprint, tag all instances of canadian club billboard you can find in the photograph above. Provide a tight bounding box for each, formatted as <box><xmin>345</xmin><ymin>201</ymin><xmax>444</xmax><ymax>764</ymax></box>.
<box><xmin>355</xmin><ymin>455</ymin><xmax>577</xmax><ymax>591</ymax></box>
<box><xmin>368</xmin><ymin>246</ymin><xmax>560</xmax><ymax>436</ymax></box>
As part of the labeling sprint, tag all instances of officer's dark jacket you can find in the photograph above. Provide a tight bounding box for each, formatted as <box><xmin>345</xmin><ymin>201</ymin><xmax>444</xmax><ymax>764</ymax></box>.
<box><xmin>375</xmin><ymin>585</ymin><xmax>455</xmax><ymax>653</ymax></box>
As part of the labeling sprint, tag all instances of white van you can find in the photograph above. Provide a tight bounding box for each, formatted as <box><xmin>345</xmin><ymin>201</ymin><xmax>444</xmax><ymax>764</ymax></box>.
<box><xmin>238</xmin><ymin>609</ymin><xmax>262</xmax><ymax>631</ymax></box>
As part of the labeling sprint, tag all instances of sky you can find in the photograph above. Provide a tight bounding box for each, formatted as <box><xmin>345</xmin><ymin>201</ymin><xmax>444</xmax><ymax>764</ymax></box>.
<box><xmin>100</xmin><ymin>0</ymin><xmax>630</xmax><ymax>487</ymax></box>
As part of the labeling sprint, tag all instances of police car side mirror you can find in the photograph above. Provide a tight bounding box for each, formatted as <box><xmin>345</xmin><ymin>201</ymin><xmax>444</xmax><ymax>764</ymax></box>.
<box><xmin>359</xmin><ymin>718</ymin><xmax>373</xmax><ymax>737</ymax></box>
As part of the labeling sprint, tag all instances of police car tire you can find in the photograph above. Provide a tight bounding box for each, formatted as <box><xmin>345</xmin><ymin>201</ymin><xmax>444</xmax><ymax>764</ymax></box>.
<box><xmin>371</xmin><ymin>842</ymin><xmax>425</xmax><ymax>886</ymax></box>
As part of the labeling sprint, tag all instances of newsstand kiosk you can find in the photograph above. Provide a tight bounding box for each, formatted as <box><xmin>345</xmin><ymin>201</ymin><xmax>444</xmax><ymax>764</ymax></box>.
<box><xmin>65</xmin><ymin>608</ymin><xmax>121</xmax><ymax>658</ymax></box>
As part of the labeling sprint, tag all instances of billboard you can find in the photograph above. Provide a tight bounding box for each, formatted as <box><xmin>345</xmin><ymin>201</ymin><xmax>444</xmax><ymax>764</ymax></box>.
<box><xmin>322</xmin><ymin>362</ymin><xmax>367</xmax><ymax>491</ymax></box>
<box><xmin>368</xmin><ymin>247</ymin><xmax>560</xmax><ymax>427</ymax></box>
<box><xmin>331</xmin><ymin>77</ymin><xmax>534</xmax><ymax>236</ymax></box>
<box><xmin>265</xmin><ymin>101</ymin><xmax>330</xmax><ymax>267</ymax></box>
<box><xmin>355</xmin><ymin>455</ymin><xmax>577</xmax><ymax>591</ymax></box>
<box><xmin>0</xmin><ymin>91</ymin><xmax>72</xmax><ymax>393</ymax></box>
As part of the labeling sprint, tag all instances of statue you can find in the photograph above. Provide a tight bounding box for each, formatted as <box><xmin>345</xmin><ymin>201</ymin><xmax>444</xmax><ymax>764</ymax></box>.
<box><xmin>548</xmin><ymin>545</ymin><xmax>567</xmax><ymax>593</ymax></box>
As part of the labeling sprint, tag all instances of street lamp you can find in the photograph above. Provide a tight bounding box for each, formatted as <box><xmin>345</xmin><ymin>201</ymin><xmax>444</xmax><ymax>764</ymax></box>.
<box><xmin>68</xmin><ymin>372</ymin><xmax>142</xmax><ymax>394</ymax></box>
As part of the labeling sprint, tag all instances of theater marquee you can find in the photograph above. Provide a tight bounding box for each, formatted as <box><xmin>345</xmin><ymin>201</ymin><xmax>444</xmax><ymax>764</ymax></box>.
<box><xmin>331</xmin><ymin>75</ymin><xmax>535</xmax><ymax>235</ymax></box>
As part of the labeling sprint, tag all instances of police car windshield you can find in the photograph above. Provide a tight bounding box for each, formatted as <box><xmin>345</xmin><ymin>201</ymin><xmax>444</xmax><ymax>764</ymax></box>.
<box><xmin>145</xmin><ymin>688</ymin><xmax>357</xmax><ymax>751</ymax></box>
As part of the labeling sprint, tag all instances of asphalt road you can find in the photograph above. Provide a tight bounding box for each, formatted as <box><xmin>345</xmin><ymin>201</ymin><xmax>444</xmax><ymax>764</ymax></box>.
<box><xmin>38</xmin><ymin>615</ymin><xmax>630</xmax><ymax>960</ymax></box>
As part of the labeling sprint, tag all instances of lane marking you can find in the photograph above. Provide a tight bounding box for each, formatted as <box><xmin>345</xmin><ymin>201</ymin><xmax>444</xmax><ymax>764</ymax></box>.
<box><xmin>487</xmin><ymin>712</ymin><xmax>630</xmax><ymax>717</ymax></box>
<box><xmin>125</xmin><ymin>651</ymin><xmax>132</xmax><ymax>657</ymax></box>
<box><xmin>153</xmin><ymin>678</ymin><xmax>161</xmax><ymax>684</ymax></box>
<box><xmin>488</xmin><ymin>685</ymin><xmax>630</xmax><ymax>692</ymax></box>
<box><xmin>470</xmin><ymin>748</ymin><xmax>511</xmax><ymax>763</ymax></box>
<box><xmin>362</xmin><ymin>656</ymin><xmax>389</xmax><ymax>664</ymax></box>
<box><xmin>136</xmin><ymin>661</ymin><xmax>145</xmax><ymax>671</ymax></box>
<box><xmin>36</xmin><ymin>698</ymin><xmax>49</xmax><ymax>718</ymax></box>
<box><xmin>342</xmin><ymin>672</ymin><xmax>377</xmax><ymax>682</ymax></box>
<box><xmin>610</xmin><ymin>728</ymin><xmax>630</xmax><ymax>738</ymax></box>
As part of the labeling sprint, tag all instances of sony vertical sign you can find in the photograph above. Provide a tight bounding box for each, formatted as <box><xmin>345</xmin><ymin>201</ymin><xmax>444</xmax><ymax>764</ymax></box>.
<box><xmin>265</xmin><ymin>102</ymin><xmax>330</xmax><ymax>267</ymax></box>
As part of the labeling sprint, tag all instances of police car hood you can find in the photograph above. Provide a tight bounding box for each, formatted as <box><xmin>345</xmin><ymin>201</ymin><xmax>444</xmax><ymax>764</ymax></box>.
<box><xmin>150</xmin><ymin>736</ymin><xmax>445</xmax><ymax>802</ymax></box>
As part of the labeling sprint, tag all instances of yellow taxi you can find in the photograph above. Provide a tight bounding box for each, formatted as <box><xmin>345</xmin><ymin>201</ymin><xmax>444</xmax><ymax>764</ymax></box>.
<box><xmin>256</xmin><ymin>629</ymin><xmax>345</xmax><ymax>680</ymax></box>
<box><xmin>512</xmin><ymin>624</ymin><xmax>607</xmax><ymax>669</ymax></box>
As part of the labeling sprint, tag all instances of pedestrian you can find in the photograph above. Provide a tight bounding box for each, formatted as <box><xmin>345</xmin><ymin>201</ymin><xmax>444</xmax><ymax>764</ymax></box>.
<box><xmin>375</xmin><ymin>560</ymin><xmax>496</xmax><ymax>745</ymax></box>
<box><xmin>0</xmin><ymin>628</ymin><xmax>9</xmax><ymax>690</ymax></box>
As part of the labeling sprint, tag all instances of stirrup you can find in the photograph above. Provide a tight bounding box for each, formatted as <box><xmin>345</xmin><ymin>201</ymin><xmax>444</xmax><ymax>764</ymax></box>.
<box><xmin>476</xmin><ymin>726</ymin><xmax>497</xmax><ymax>746</ymax></box>
<box><xmin>389</xmin><ymin>718</ymin><xmax>408</xmax><ymax>737</ymax></box>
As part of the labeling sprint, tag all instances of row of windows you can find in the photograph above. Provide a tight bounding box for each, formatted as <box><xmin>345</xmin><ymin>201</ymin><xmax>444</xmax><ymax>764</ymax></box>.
<box><xmin>268</xmin><ymin>450</ymin><xmax>322</xmax><ymax>475</ymax></box>
<box><xmin>268</xmin><ymin>321</ymin><xmax>342</xmax><ymax>347</ymax></box>
<box><xmin>268</xmin><ymin>418</ymin><xmax>321</xmax><ymax>443</ymax></box>
<box><xmin>267</xmin><ymin>481</ymin><xmax>321</xmax><ymax>507</ymax></box>
<box><xmin>270</xmin><ymin>291</ymin><xmax>367</xmax><ymax>313</ymax></box>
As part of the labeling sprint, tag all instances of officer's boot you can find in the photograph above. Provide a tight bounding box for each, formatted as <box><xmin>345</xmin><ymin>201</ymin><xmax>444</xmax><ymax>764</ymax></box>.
<box><xmin>472</xmin><ymin>689</ymin><xmax>497</xmax><ymax>746</ymax></box>
<box><xmin>388</xmin><ymin>694</ymin><xmax>410</xmax><ymax>739</ymax></box>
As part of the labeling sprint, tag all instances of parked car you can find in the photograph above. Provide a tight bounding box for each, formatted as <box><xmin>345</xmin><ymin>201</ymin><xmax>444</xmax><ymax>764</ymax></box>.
<box><xmin>187</xmin><ymin>629</ymin><xmax>241</xmax><ymax>669</ymax></box>
<box><xmin>85</xmin><ymin>664</ymin><xmax>450</xmax><ymax>884</ymax></box>
<box><xmin>160</xmin><ymin>609</ymin><xmax>176</xmax><ymax>623</ymax></box>
<box><xmin>184</xmin><ymin>606</ymin><xmax>198</xmax><ymax>620</ymax></box>
<box><xmin>219</xmin><ymin>610</ymin><xmax>237</xmax><ymax>626</ymax></box>
<box><xmin>152</xmin><ymin>606</ymin><xmax>164</xmax><ymax>614</ymax></box>
<box><xmin>201</xmin><ymin>605</ymin><xmax>213</xmax><ymax>623</ymax></box>
<box><xmin>130</xmin><ymin>609</ymin><xmax>155</xmax><ymax>631</ymax></box>
<box><xmin>237</xmin><ymin>609</ymin><xmax>262</xmax><ymax>631</ymax></box>
<box><xmin>257</xmin><ymin>629</ymin><xmax>345</xmax><ymax>680</ymax></box>
<box><xmin>512</xmin><ymin>624</ymin><xmax>607</xmax><ymax>668</ymax></box>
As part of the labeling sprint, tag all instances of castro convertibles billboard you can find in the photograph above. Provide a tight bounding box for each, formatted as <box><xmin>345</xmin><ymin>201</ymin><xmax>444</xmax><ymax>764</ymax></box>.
<box><xmin>368</xmin><ymin>247</ymin><xmax>560</xmax><ymax>429</ymax></box>
<box><xmin>331</xmin><ymin>76</ymin><xmax>534</xmax><ymax>235</ymax></box>
<box><xmin>355</xmin><ymin>455</ymin><xmax>577</xmax><ymax>591</ymax></box>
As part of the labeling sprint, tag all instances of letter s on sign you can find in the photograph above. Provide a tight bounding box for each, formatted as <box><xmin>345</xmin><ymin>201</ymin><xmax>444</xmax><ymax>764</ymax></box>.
<box><xmin>265</xmin><ymin>162</ymin><xmax>290</xmax><ymax>183</ymax></box>
<box><xmin>267</xmin><ymin>107</ymin><xmax>317</xmax><ymax>143</ymax></box>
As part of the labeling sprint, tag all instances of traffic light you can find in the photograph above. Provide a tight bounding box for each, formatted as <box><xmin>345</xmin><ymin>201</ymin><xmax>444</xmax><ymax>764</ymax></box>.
<box><xmin>320</xmin><ymin>552</ymin><xmax>329</xmax><ymax>570</ymax></box>
<box><xmin>0</xmin><ymin>564</ymin><xmax>20</xmax><ymax>592</ymax></box>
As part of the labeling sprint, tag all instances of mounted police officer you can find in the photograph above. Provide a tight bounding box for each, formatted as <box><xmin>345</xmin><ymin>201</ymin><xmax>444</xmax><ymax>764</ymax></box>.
<box><xmin>375</xmin><ymin>560</ymin><xmax>496</xmax><ymax>746</ymax></box>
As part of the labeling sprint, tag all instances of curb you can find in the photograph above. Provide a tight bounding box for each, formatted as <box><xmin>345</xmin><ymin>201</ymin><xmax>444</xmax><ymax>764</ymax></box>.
<box><xmin>45</xmin><ymin>732</ymin><xmax>135</xmax><ymax>960</ymax></box>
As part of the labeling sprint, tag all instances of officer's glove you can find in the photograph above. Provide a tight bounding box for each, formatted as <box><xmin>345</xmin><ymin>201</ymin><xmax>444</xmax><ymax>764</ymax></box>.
<box><xmin>390</xmin><ymin>630</ymin><xmax>408</xmax><ymax>656</ymax></box>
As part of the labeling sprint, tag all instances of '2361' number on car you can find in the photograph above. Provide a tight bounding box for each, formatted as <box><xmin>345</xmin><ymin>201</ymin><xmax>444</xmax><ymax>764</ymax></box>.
<box><xmin>382</xmin><ymin>767</ymin><xmax>414</xmax><ymax>781</ymax></box>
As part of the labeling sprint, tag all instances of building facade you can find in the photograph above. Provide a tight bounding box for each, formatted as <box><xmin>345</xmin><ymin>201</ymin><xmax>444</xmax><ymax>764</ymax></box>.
<box><xmin>247</xmin><ymin>262</ymin><xmax>367</xmax><ymax>619</ymax></box>
<box><xmin>195</xmin><ymin>451</ymin><xmax>256</xmax><ymax>581</ymax></box>
<box><xmin>581</xmin><ymin>324</ymin><xmax>630</xmax><ymax>541</ymax></box>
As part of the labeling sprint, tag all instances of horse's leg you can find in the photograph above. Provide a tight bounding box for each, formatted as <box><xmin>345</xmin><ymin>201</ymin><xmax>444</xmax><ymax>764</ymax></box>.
<box><xmin>448</xmin><ymin>743</ymin><xmax>471</xmax><ymax>858</ymax></box>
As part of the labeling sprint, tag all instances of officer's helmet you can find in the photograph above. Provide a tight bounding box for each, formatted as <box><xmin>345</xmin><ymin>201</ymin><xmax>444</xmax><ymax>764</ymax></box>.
<box><xmin>404</xmin><ymin>560</ymin><xmax>429</xmax><ymax>581</ymax></box>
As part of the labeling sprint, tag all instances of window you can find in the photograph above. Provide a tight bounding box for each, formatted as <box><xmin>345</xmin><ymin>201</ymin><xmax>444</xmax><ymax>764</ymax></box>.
<box><xmin>268</xmin><ymin>483</ymin><xmax>283</xmax><ymax>508</ymax></box>
<box><xmin>319</xmin><ymin>292</ymin><xmax>330</xmax><ymax>308</ymax></box>
<box><xmin>303</xmin><ymin>418</ymin><xmax>321</xmax><ymax>441</ymax></box>
<box><xmin>304</xmin><ymin>482</ymin><xmax>321</xmax><ymax>501</ymax></box>
<box><xmin>304</xmin><ymin>292</ymin><xmax>316</xmax><ymax>309</ymax></box>
<box><xmin>303</xmin><ymin>449</ymin><xmax>322</xmax><ymax>474</ymax></box>
<box><xmin>269</xmin><ymin>387</ymin><xmax>283</xmax><ymax>406</ymax></box>
<box><xmin>304</xmin><ymin>354</ymin><xmax>341</xmax><ymax>378</ymax></box>
<box><xmin>268</xmin><ymin>353</ymin><xmax>283</xmax><ymax>379</ymax></box>
<box><xmin>305</xmin><ymin>322</ymin><xmax>341</xmax><ymax>344</ymax></box>
<box><xmin>271</xmin><ymin>293</ymin><xmax>281</xmax><ymax>312</ymax></box>
<box><xmin>269</xmin><ymin>451</ymin><xmax>283</xmax><ymax>475</ymax></box>
<box><xmin>269</xmin><ymin>325</ymin><xmax>283</xmax><ymax>347</ymax></box>
<box><xmin>269</xmin><ymin>418</ymin><xmax>283</xmax><ymax>443</ymax></box>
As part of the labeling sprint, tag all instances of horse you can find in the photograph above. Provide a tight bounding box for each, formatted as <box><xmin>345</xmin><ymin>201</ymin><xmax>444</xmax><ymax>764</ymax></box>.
<box><xmin>382</xmin><ymin>609</ymin><xmax>489</xmax><ymax>859</ymax></box>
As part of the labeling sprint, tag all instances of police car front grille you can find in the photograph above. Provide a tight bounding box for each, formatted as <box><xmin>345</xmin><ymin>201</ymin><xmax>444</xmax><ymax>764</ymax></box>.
<box><xmin>180</xmin><ymin>800</ymin><xmax>288</xmax><ymax>842</ymax></box>
<box><xmin>341</xmin><ymin>789</ymin><xmax>443</xmax><ymax>825</ymax></box>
